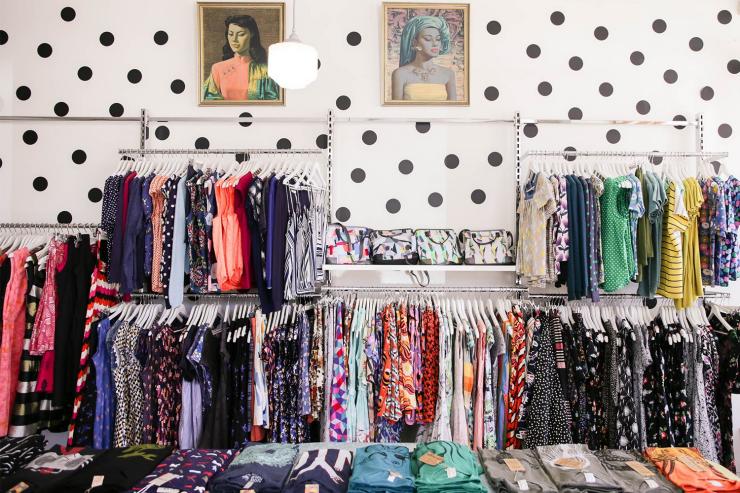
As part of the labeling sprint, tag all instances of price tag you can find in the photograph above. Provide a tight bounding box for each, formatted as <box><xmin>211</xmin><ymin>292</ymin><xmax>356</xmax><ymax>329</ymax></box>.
<box><xmin>419</xmin><ymin>451</ymin><xmax>444</xmax><ymax>466</ymax></box>
<box><xmin>446</xmin><ymin>467</ymin><xmax>457</xmax><ymax>478</ymax></box>
<box><xmin>517</xmin><ymin>479</ymin><xmax>530</xmax><ymax>491</ymax></box>
<box><xmin>8</xmin><ymin>482</ymin><xmax>29</xmax><ymax>493</ymax></box>
<box><xmin>305</xmin><ymin>485</ymin><xmax>320</xmax><ymax>493</ymax></box>
<box><xmin>504</xmin><ymin>458</ymin><xmax>526</xmax><ymax>472</ymax></box>
<box><xmin>553</xmin><ymin>457</ymin><xmax>585</xmax><ymax>469</ymax></box>
<box><xmin>91</xmin><ymin>475</ymin><xmax>105</xmax><ymax>487</ymax></box>
<box><xmin>158</xmin><ymin>489</ymin><xmax>180</xmax><ymax>493</ymax></box>
<box><xmin>240</xmin><ymin>490</ymin><xmax>256</xmax><ymax>493</ymax></box>
<box><xmin>150</xmin><ymin>473</ymin><xmax>180</xmax><ymax>486</ymax></box>
<box><xmin>584</xmin><ymin>472</ymin><xmax>595</xmax><ymax>483</ymax></box>
<box><xmin>645</xmin><ymin>479</ymin><xmax>658</xmax><ymax>489</ymax></box>
<box><xmin>710</xmin><ymin>480</ymin><xmax>724</xmax><ymax>488</ymax></box>
<box><xmin>387</xmin><ymin>471</ymin><xmax>401</xmax><ymax>482</ymax></box>
<box><xmin>626</xmin><ymin>460</ymin><xmax>654</xmax><ymax>477</ymax></box>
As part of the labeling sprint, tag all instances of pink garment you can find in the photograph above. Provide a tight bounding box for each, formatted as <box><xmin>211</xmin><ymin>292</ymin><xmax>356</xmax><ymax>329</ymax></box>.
<box><xmin>210</xmin><ymin>54</ymin><xmax>252</xmax><ymax>100</ymax></box>
<box><xmin>0</xmin><ymin>248</ymin><xmax>30</xmax><ymax>435</ymax></box>
<box><xmin>35</xmin><ymin>350</ymin><xmax>55</xmax><ymax>393</ymax></box>
<box><xmin>472</xmin><ymin>319</ymin><xmax>486</xmax><ymax>450</ymax></box>
<box><xmin>29</xmin><ymin>239</ymin><xmax>64</xmax><ymax>355</ymax></box>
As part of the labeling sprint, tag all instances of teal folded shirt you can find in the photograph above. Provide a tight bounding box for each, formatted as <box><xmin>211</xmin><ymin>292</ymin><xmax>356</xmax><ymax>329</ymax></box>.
<box><xmin>348</xmin><ymin>445</ymin><xmax>415</xmax><ymax>493</ymax></box>
<box><xmin>412</xmin><ymin>441</ymin><xmax>485</xmax><ymax>493</ymax></box>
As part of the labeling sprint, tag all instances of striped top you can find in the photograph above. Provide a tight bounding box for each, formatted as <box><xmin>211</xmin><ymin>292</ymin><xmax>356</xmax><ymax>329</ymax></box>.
<box><xmin>656</xmin><ymin>180</ymin><xmax>689</xmax><ymax>299</ymax></box>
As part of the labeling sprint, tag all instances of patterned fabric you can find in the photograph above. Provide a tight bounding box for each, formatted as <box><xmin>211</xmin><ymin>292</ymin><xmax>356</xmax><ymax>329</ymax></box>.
<box><xmin>112</xmin><ymin>321</ymin><xmax>144</xmax><ymax>446</ymax></box>
<box><xmin>29</xmin><ymin>239</ymin><xmax>63</xmax><ymax>355</ymax></box>
<box><xmin>506</xmin><ymin>309</ymin><xmax>527</xmax><ymax>449</ymax></box>
<box><xmin>415</xmin><ymin>229</ymin><xmax>463</xmax><ymax>265</ymax></box>
<box><xmin>131</xmin><ymin>449</ymin><xmax>235</xmax><ymax>492</ymax></box>
<box><xmin>615</xmin><ymin>319</ymin><xmax>638</xmax><ymax>449</ymax></box>
<box><xmin>517</xmin><ymin>172</ymin><xmax>557</xmax><ymax>286</ymax></box>
<box><xmin>329</xmin><ymin>303</ymin><xmax>348</xmax><ymax>441</ymax></box>
<box><xmin>149</xmin><ymin>175</ymin><xmax>168</xmax><ymax>293</ymax></box>
<box><xmin>420</xmin><ymin>307</ymin><xmax>439</xmax><ymax>424</ymax></box>
<box><xmin>377</xmin><ymin>304</ymin><xmax>401</xmax><ymax>423</ymax></box>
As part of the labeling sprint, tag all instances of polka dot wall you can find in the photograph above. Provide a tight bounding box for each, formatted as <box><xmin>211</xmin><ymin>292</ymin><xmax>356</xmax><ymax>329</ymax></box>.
<box><xmin>0</xmin><ymin>0</ymin><xmax>737</xmax><ymax>231</ymax></box>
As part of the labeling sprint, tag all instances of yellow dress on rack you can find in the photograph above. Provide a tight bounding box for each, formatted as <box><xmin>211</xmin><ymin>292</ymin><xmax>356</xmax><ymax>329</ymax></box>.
<box><xmin>676</xmin><ymin>177</ymin><xmax>704</xmax><ymax>308</ymax></box>
<box><xmin>656</xmin><ymin>180</ymin><xmax>689</xmax><ymax>299</ymax></box>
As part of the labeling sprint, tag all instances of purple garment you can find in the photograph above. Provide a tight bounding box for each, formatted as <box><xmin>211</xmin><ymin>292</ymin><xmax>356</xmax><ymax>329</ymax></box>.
<box><xmin>121</xmin><ymin>176</ymin><xmax>143</xmax><ymax>295</ymax></box>
<box><xmin>270</xmin><ymin>179</ymin><xmax>289</xmax><ymax>312</ymax></box>
<box><xmin>265</xmin><ymin>175</ymin><xmax>277</xmax><ymax>289</ymax></box>
<box><xmin>92</xmin><ymin>318</ymin><xmax>112</xmax><ymax>449</ymax></box>
<box><xmin>142</xmin><ymin>174</ymin><xmax>154</xmax><ymax>278</ymax></box>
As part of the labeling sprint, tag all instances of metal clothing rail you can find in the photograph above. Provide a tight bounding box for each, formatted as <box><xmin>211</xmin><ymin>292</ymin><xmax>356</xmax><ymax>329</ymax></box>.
<box><xmin>118</xmin><ymin>148</ymin><xmax>325</xmax><ymax>155</ymax></box>
<box><xmin>130</xmin><ymin>292</ymin><xmax>320</xmax><ymax>300</ymax></box>
<box><xmin>527</xmin><ymin>291</ymin><xmax>731</xmax><ymax>300</ymax></box>
<box><xmin>321</xmin><ymin>285</ymin><xmax>529</xmax><ymax>294</ymax></box>
<box><xmin>0</xmin><ymin>222</ymin><xmax>99</xmax><ymax>230</ymax></box>
<box><xmin>520</xmin><ymin>118</ymin><xmax>700</xmax><ymax>127</ymax></box>
<box><xmin>523</xmin><ymin>150</ymin><xmax>729</xmax><ymax>159</ymax></box>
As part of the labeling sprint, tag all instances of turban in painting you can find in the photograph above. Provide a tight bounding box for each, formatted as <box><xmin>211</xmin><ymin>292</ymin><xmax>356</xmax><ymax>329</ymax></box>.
<box><xmin>399</xmin><ymin>15</ymin><xmax>451</xmax><ymax>66</ymax></box>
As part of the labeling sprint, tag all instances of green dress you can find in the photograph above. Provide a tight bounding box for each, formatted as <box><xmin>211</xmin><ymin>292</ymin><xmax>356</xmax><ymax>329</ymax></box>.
<box><xmin>600</xmin><ymin>177</ymin><xmax>634</xmax><ymax>292</ymax></box>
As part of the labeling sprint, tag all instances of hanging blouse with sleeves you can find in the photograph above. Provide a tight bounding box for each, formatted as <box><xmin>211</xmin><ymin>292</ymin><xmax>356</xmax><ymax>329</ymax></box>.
<box><xmin>517</xmin><ymin>172</ymin><xmax>557</xmax><ymax>285</ymax></box>
<box><xmin>29</xmin><ymin>239</ymin><xmax>64</xmax><ymax>355</ymax></box>
<box><xmin>599</xmin><ymin>177</ymin><xmax>633</xmax><ymax>292</ymax></box>
<box><xmin>676</xmin><ymin>177</ymin><xmax>704</xmax><ymax>308</ymax></box>
<box><xmin>656</xmin><ymin>180</ymin><xmax>690</xmax><ymax>299</ymax></box>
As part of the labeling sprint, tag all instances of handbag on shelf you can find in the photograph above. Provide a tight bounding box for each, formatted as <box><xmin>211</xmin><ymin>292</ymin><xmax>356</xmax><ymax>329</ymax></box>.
<box><xmin>370</xmin><ymin>229</ymin><xmax>419</xmax><ymax>264</ymax></box>
<box><xmin>414</xmin><ymin>229</ymin><xmax>463</xmax><ymax>265</ymax></box>
<box><xmin>324</xmin><ymin>224</ymin><xmax>373</xmax><ymax>265</ymax></box>
<box><xmin>458</xmin><ymin>229</ymin><xmax>515</xmax><ymax>265</ymax></box>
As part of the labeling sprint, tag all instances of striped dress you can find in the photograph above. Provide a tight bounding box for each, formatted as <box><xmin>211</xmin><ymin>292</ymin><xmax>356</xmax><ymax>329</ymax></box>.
<box><xmin>656</xmin><ymin>180</ymin><xmax>689</xmax><ymax>299</ymax></box>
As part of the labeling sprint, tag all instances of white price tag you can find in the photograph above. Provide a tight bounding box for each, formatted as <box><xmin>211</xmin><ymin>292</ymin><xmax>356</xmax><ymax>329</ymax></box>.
<box><xmin>150</xmin><ymin>473</ymin><xmax>180</xmax><ymax>486</ymax></box>
<box><xmin>645</xmin><ymin>479</ymin><xmax>658</xmax><ymax>489</ymax></box>
<box><xmin>584</xmin><ymin>472</ymin><xmax>595</xmax><ymax>483</ymax></box>
<box><xmin>446</xmin><ymin>467</ymin><xmax>457</xmax><ymax>478</ymax></box>
<box><xmin>91</xmin><ymin>475</ymin><xmax>105</xmax><ymax>487</ymax></box>
<box><xmin>517</xmin><ymin>479</ymin><xmax>529</xmax><ymax>491</ymax></box>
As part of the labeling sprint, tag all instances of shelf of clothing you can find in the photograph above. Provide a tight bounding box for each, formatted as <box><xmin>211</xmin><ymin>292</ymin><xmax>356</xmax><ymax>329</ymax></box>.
<box><xmin>323</xmin><ymin>264</ymin><xmax>516</xmax><ymax>272</ymax></box>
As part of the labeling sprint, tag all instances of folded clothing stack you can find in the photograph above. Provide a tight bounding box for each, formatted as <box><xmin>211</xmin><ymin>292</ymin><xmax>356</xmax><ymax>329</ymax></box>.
<box><xmin>536</xmin><ymin>444</ymin><xmax>623</xmax><ymax>492</ymax></box>
<box><xmin>594</xmin><ymin>449</ymin><xmax>681</xmax><ymax>493</ymax></box>
<box><xmin>209</xmin><ymin>443</ymin><xmax>299</xmax><ymax>493</ymax></box>
<box><xmin>1</xmin><ymin>446</ymin><xmax>103</xmax><ymax>493</ymax></box>
<box><xmin>130</xmin><ymin>449</ymin><xmax>236</xmax><ymax>493</ymax></box>
<box><xmin>0</xmin><ymin>435</ymin><xmax>46</xmax><ymax>478</ymax></box>
<box><xmin>479</xmin><ymin>449</ymin><xmax>558</xmax><ymax>493</ymax></box>
<box><xmin>645</xmin><ymin>447</ymin><xmax>740</xmax><ymax>493</ymax></box>
<box><xmin>348</xmin><ymin>445</ymin><xmax>415</xmax><ymax>493</ymax></box>
<box><xmin>411</xmin><ymin>441</ymin><xmax>485</xmax><ymax>493</ymax></box>
<box><xmin>283</xmin><ymin>448</ymin><xmax>353</xmax><ymax>493</ymax></box>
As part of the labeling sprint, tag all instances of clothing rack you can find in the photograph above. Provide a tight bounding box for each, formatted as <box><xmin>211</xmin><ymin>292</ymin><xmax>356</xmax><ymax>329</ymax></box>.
<box><xmin>527</xmin><ymin>291</ymin><xmax>731</xmax><ymax>300</ymax></box>
<box><xmin>130</xmin><ymin>292</ymin><xmax>319</xmax><ymax>301</ymax></box>
<box><xmin>520</xmin><ymin>118</ymin><xmax>701</xmax><ymax>127</ymax></box>
<box><xmin>117</xmin><ymin>148</ymin><xmax>324</xmax><ymax>155</ymax></box>
<box><xmin>522</xmin><ymin>150</ymin><xmax>729</xmax><ymax>160</ymax></box>
<box><xmin>0</xmin><ymin>222</ymin><xmax>100</xmax><ymax>231</ymax></box>
<box><xmin>321</xmin><ymin>285</ymin><xmax>529</xmax><ymax>295</ymax></box>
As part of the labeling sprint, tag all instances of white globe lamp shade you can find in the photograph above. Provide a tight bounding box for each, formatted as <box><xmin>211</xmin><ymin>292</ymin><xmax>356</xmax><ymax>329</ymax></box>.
<box><xmin>268</xmin><ymin>34</ymin><xmax>318</xmax><ymax>89</ymax></box>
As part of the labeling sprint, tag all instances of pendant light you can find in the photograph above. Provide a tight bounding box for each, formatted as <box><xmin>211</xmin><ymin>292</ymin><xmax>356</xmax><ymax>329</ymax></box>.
<box><xmin>268</xmin><ymin>0</ymin><xmax>318</xmax><ymax>89</ymax></box>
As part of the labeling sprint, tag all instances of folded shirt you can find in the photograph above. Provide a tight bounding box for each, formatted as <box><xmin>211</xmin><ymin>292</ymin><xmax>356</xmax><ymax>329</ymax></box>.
<box><xmin>348</xmin><ymin>445</ymin><xmax>415</xmax><ymax>493</ymax></box>
<box><xmin>594</xmin><ymin>449</ymin><xmax>681</xmax><ymax>493</ymax></box>
<box><xmin>283</xmin><ymin>448</ymin><xmax>353</xmax><ymax>493</ymax></box>
<box><xmin>411</xmin><ymin>441</ymin><xmax>485</xmax><ymax>493</ymax></box>
<box><xmin>536</xmin><ymin>444</ymin><xmax>623</xmax><ymax>492</ymax></box>
<box><xmin>130</xmin><ymin>449</ymin><xmax>236</xmax><ymax>492</ymax></box>
<box><xmin>479</xmin><ymin>449</ymin><xmax>557</xmax><ymax>493</ymax></box>
<box><xmin>645</xmin><ymin>447</ymin><xmax>740</xmax><ymax>493</ymax></box>
<box><xmin>209</xmin><ymin>443</ymin><xmax>298</xmax><ymax>493</ymax></box>
<box><xmin>1</xmin><ymin>446</ymin><xmax>104</xmax><ymax>493</ymax></box>
<box><xmin>0</xmin><ymin>435</ymin><xmax>47</xmax><ymax>478</ymax></box>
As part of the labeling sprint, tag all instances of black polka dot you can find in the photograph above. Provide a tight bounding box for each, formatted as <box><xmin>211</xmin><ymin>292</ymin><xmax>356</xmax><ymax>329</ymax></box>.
<box><xmin>236</xmin><ymin>111</ymin><xmax>253</xmax><ymax>128</ymax></box>
<box><xmin>155</xmin><ymin>125</ymin><xmax>170</xmax><ymax>140</ymax></box>
<box><xmin>712</xmin><ymin>161</ymin><xmax>722</xmax><ymax>174</ymax></box>
<box><xmin>346</xmin><ymin>31</ymin><xmax>361</xmax><ymax>46</ymax></box>
<box><xmin>386</xmin><ymin>199</ymin><xmax>401</xmax><ymax>214</ymax></box>
<box><xmin>599</xmin><ymin>82</ymin><xmax>614</xmax><ymax>97</ymax></box>
<box><xmin>444</xmin><ymin>154</ymin><xmax>460</xmax><ymax>169</ymax></box>
<box><xmin>652</xmin><ymin>19</ymin><xmax>667</xmax><ymax>33</ymax></box>
<box><xmin>486</xmin><ymin>20</ymin><xmax>501</xmax><ymax>35</ymax></box>
<box><xmin>317</xmin><ymin>59</ymin><xmax>321</xmax><ymax>70</ymax></box>
<box><xmin>277</xmin><ymin>138</ymin><xmax>292</xmax><ymax>149</ymax></box>
<box><xmin>398</xmin><ymin>159</ymin><xmax>413</xmax><ymax>175</ymax></box>
<box><xmin>88</xmin><ymin>187</ymin><xmax>103</xmax><ymax>203</ymax></box>
<box><xmin>16</xmin><ymin>86</ymin><xmax>31</xmax><ymax>101</ymax></box>
<box><xmin>99</xmin><ymin>31</ymin><xmax>114</xmax><ymax>46</ymax></box>
<box><xmin>153</xmin><ymin>30</ymin><xmax>169</xmax><ymax>45</ymax></box>
<box><xmin>526</xmin><ymin>44</ymin><xmax>541</xmax><ymax>58</ymax></box>
<box><xmin>54</xmin><ymin>102</ymin><xmax>69</xmax><ymax>117</ymax></box>
<box><xmin>428</xmin><ymin>192</ymin><xmax>443</xmax><ymax>207</ymax></box>
<box><xmin>37</xmin><ymin>43</ymin><xmax>52</xmax><ymax>58</ymax></box>
<box><xmin>336</xmin><ymin>95</ymin><xmax>351</xmax><ymax>110</ymax></box>
<box><xmin>630</xmin><ymin>51</ymin><xmax>645</xmax><ymax>65</ymax></box>
<box><xmin>335</xmin><ymin>207</ymin><xmax>351</xmax><ymax>222</ymax></box>
<box><xmin>109</xmin><ymin>103</ymin><xmax>124</xmax><ymax>117</ymax></box>
<box><xmin>33</xmin><ymin>176</ymin><xmax>48</xmax><ymax>191</ymax></box>
<box><xmin>170</xmin><ymin>79</ymin><xmax>185</xmax><ymax>94</ymax></box>
<box><xmin>235</xmin><ymin>152</ymin><xmax>247</xmax><ymax>163</ymax></box>
<box><xmin>0</xmin><ymin>30</ymin><xmax>7</xmax><ymax>45</ymax></box>
<box><xmin>728</xmin><ymin>59</ymin><xmax>740</xmax><ymax>74</ymax></box>
<box><xmin>23</xmin><ymin>130</ymin><xmax>37</xmax><ymax>145</ymax></box>
<box><xmin>57</xmin><ymin>211</ymin><xmax>72</xmax><ymax>224</ymax></box>
<box><xmin>645</xmin><ymin>298</ymin><xmax>658</xmax><ymax>309</ymax></box>
<box><xmin>471</xmin><ymin>189</ymin><xmax>486</xmax><ymax>204</ymax></box>
<box><xmin>60</xmin><ymin>7</ymin><xmax>76</xmax><ymax>21</ymax></box>
<box><xmin>127</xmin><ymin>69</ymin><xmax>142</xmax><ymax>84</ymax></box>
<box><xmin>362</xmin><ymin>130</ymin><xmax>377</xmax><ymax>145</ymax></box>
<box><xmin>563</xmin><ymin>146</ymin><xmax>577</xmax><ymax>162</ymax></box>
<box><xmin>568</xmin><ymin>56</ymin><xmax>583</xmax><ymax>71</ymax></box>
<box><xmin>689</xmin><ymin>37</ymin><xmax>704</xmax><ymax>51</ymax></box>
<box><xmin>594</xmin><ymin>26</ymin><xmax>609</xmax><ymax>40</ymax></box>
<box><xmin>663</xmin><ymin>69</ymin><xmax>678</xmax><ymax>83</ymax></box>
<box><xmin>316</xmin><ymin>134</ymin><xmax>328</xmax><ymax>149</ymax></box>
<box><xmin>673</xmin><ymin>115</ymin><xmax>688</xmax><ymax>130</ymax></box>
<box><xmin>195</xmin><ymin>137</ymin><xmax>210</xmax><ymax>149</ymax></box>
<box><xmin>649</xmin><ymin>152</ymin><xmax>663</xmax><ymax>165</ymax></box>
<box><xmin>488</xmin><ymin>152</ymin><xmax>503</xmax><ymax>167</ymax></box>
<box><xmin>700</xmin><ymin>86</ymin><xmax>714</xmax><ymax>101</ymax></box>
<box><xmin>606</xmin><ymin>129</ymin><xmax>621</xmax><ymax>144</ymax></box>
<box><xmin>523</xmin><ymin>123</ymin><xmax>538</xmax><ymax>138</ymax></box>
<box><xmin>415</xmin><ymin>122</ymin><xmax>430</xmax><ymax>133</ymax></box>
<box><xmin>550</xmin><ymin>11</ymin><xmax>565</xmax><ymax>25</ymax></box>
<box><xmin>484</xmin><ymin>86</ymin><xmax>499</xmax><ymax>101</ymax></box>
<box><xmin>538</xmin><ymin>81</ymin><xmax>552</xmax><ymax>96</ymax></box>
<box><xmin>717</xmin><ymin>10</ymin><xmax>732</xmax><ymax>24</ymax></box>
<box><xmin>350</xmin><ymin>168</ymin><xmax>366</xmax><ymax>183</ymax></box>
<box><xmin>72</xmin><ymin>149</ymin><xmax>86</xmax><ymax>164</ymax></box>
<box><xmin>636</xmin><ymin>100</ymin><xmax>651</xmax><ymax>115</ymax></box>
<box><xmin>718</xmin><ymin>123</ymin><xmax>733</xmax><ymax>138</ymax></box>
<box><xmin>78</xmin><ymin>66</ymin><xmax>92</xmax><ymax>81</ymax></box>
<box><xmin>568</xmin><ymin>107</ymin><xmax>583</xmax><ymax>120</ymax></box>
<box><xmin>0</xmin><ymin>158</ymin><xmax>3</xmax><ymax>168</ymax></box>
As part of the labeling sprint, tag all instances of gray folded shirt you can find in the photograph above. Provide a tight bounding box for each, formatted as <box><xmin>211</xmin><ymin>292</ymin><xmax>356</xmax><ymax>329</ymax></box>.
<box><xmin>593</xmin><ymin>449</ymin><xmax>682</xmax><ymax>493</ymax></box>
<box><xmin>536</xmin><ymin>444</ymin><xmax>623</xmax><ymax>492</ymax></box>
<box><xmin>479</xmin><ymin>449</ymin><xmax>558</xmax><ymax>493</ymax></box>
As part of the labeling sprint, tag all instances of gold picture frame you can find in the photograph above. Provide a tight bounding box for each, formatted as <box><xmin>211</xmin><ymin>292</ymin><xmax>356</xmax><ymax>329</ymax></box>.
<box><xmin>198</xmin><ymin>2</ymin><xmax>285</xmax><ymax>106</ymax></box>
<box><xmin>382</xmin><ymin>2</ymin><xmax>470</xmax><ymax>106</ymax></box>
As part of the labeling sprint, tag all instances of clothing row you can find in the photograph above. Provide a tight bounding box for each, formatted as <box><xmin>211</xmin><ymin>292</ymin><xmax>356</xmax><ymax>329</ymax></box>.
<box><xmin>516</xmin><ymin>168</ymin><xmax>740</xmax><ymax>307</ymax></box>
<box><xmin>100</xmin><ymin>161</ymin><xmax>328</xmax><ymax>311</ymax></box>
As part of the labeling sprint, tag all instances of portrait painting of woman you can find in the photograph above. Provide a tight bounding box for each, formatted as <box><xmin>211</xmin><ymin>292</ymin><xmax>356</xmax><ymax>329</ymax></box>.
<box><xmin>198</xmin><ymin>3</ymin><xmax>284</xmax><ymax>105</ymax></box>
<box><xmin>383</xmin><ymin>3</ymin><xmax>469</xmax><ymax>105</ymax></box>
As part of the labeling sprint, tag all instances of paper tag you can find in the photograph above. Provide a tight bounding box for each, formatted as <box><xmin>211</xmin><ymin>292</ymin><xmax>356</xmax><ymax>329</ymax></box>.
<box><xmin>157</xmin><ymin>489</ymin><xmax>180</xmax><ymax>493</ymax></box>
<box><xmin>240</xmin><ymin>490</ymin><xmax>256</xmax><ymax>493</ymax></box>
<box><xmin>554</xmin><ymin>457</ymin><xmax>585</xmax><ymax>469</ymax></box>
<box><xmin>517</xmin><ymin>479</ymin><xmax>530</xmax><ymax>491</ymax></box>
<box><xmin>645</xmin><ymin>479</ymin><xmax>658</xmax><ymax>489</ymax></box>
<box><xmin>8</xmin><ymin>482</ymin><xmax>29</xmax><ymax>493</ymax></box>
<box><xmin>91</xmin><ymin>475</ymin><xmax>105</xmax><ymax>487</ymax></box>
<box><xmin>584</xmin><ymin>472</ymin><xmax>595</xmax><ymax>483</ymax></box>
<box><xmin>150</xmin><ymin>473</ymin><xmax>180</xmax><ymax>486</ymax></box>
<box><xmin>446</xmin><ymin>467</ymin><xmax>457</xmax><ymax>478</ymax></box>
<box><xmin>708</xmin><ymin>461</ymin><xmax>740</xmax><ymax>481</ymax></box>
<box><xmin>305</xmin><ymin>485</ymin><xmax>320</xmax><ymax>493</ymax></box>
<box><xmin>419</xmin><ymin>451</ymin><xmax>445</xmax><ymax>466</ymax></box>
<box><xmin>710</xmin><ymin>480</ymin><xmax>724</xmax><ymax>488</ymax></box>
<box><xmin>626</xmin><ymin>460</ymin><xmax>654</xmax><ymax>477</ymax></box>
<box><xmin>504</xmin><ymin>458</ymin><xmax>526</xmax><ymax>472</ymax></box>
<box><xmin>387</xmin><ymin>471</ymin><xmax>401</xmax><ymax>482</ymax></box>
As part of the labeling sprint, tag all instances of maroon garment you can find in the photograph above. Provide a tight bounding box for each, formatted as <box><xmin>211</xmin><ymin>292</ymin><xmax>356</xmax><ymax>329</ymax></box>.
<box><xmin>234</xmin><ymin>172</ymin><xmax>254</xmax><ymax>289</ymax></box>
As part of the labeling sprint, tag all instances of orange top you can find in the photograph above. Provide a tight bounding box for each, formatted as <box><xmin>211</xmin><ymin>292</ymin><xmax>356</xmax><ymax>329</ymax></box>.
<box><xmin>213</xmin><ymin>178</ymin><xmax>243</xmax><ymax>291</ymax></box>
<box><xmin>210</xmin><ymin>54</ymin><xmax>252</xmax><ymax>100</ymax></box>
<box><xmin>149</xmin><ymin>175</ymin><xmax>168</xmax><ymax>293</ymax></box>
<box><xmin>645</xmin><ymin>447</ymin><xmax>740</xmax><ymax>492</ymax></box>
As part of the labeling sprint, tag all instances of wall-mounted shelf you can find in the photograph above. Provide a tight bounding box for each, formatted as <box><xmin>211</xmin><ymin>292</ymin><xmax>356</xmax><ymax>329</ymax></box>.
<box><xmin>323</xmin><ymin>264</ymin><xmax>516</xmax><ymax>272</ymax></box>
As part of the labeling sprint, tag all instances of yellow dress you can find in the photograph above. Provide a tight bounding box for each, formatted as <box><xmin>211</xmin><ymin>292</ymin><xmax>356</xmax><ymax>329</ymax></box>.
<box><xmin>676</xmin><ymin>177</ymin><xmax>704</xmax><ymax>308</ymax></box>
<box><xmin>403</xmin><ymin>83</ymin><xmax>447</xmax><ymax>101</ymax></box>
<box><xmin>656</xmin><ymin>181</ymin><xmax>689</xmax><ymax>299</ymax></box>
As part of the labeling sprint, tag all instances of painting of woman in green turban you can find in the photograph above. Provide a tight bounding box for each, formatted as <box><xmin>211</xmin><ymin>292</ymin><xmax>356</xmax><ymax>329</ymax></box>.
<box><xmin>198</xmin><ymin>3</ymin><xmax>284</xmax><ymax>106</ymax></box>
<box><xmin>383</xmin><ymin>3</ymin><xmax>469</xmax><ymax>105</ymax></box>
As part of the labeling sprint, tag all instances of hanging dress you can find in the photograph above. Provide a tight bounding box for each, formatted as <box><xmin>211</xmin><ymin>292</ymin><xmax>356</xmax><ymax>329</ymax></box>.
<box><xmin>600</xmin><ymin>177</ymin><xmax>633</xmax><ymax>292</ymax></box>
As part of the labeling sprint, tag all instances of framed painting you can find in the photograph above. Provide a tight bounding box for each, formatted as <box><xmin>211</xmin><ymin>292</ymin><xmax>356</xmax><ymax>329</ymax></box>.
<box><xmin>198</xmin><ymin>2</ymin><xmax>285</xmax><ymax>105</ymax></box>
<box><xmin>382</xmin><ymin>2</ymin><xmax>470</xmax><ymax>105</ymax></box>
